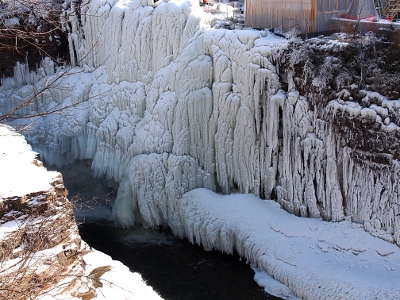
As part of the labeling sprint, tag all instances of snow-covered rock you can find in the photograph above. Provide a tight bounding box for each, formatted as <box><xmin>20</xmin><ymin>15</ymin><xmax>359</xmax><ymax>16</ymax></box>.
<box><xmin>0</xmin><ymin>125</ymin><xmax>163</xmax><ymax>300</ymax></box>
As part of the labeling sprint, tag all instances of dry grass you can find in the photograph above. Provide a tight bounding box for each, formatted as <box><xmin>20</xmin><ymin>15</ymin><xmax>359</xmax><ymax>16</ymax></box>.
<box><xmin>0</xmin><ymin>198</ymin><xmax>85</xmax><ymax>300</ymax></box>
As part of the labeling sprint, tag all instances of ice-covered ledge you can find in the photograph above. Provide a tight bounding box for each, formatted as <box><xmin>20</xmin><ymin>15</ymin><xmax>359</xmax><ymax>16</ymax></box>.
<box><xmin>0</xmin><ymin>125</ymin><xmax>163</xmax><ymax>300</ymax></box>
<box><xmin>171</xmin><ymin>188</ymin><xmax>400</xmax><ymax>299</ymax></box>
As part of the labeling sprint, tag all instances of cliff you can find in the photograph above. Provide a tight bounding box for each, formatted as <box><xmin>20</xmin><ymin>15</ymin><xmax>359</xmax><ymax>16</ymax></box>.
<box><xmin>0</xmin><ymin>125</ymin><xmax>163</xmax><ymax>299</ymax></box>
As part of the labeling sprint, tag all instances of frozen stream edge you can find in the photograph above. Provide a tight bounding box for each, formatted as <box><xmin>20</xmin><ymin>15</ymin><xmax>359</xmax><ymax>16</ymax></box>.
<box><xmin>171</xmin><ymin>189</ymin><xmax>400</xmax><ymax>299</ymax></box>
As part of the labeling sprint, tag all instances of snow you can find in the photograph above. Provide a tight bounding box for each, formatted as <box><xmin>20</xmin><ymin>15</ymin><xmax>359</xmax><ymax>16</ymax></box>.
<box><xmin>1</xmin><ymin>0</ymin><xmax>400</xmax><ymax>298</ymax></box>
<box><xmin>26</xmin><ymin>244</ymin><xmax>164</xmax><ymax>300</ymax></box>
<box><xmin>0</xmin><ymin>219</ymin><xmax>24</xmax><ymax>240</ymax></box>
<box><xmin>171</xmin><ymin>188</ymin><xmax>400</xmax><ymax>299</ymax></box>
<box><xmin>79</xmin><ymin>249</ymin><xmax>163</xmax><ymax>300</ymax></box>
<box><xmin>0</xmin><ymin>125</ymin><xmax>59</xmax><ymax>199</ymax></box>
<box><xmin>253</xmin><ymin>268</ymin><xmax>298</xmax><ymax>300</ymax></box>
<box><xmin>0</xmin><ymin>125</ymin><xmax>163</xmax><ymax>300</ymax></box>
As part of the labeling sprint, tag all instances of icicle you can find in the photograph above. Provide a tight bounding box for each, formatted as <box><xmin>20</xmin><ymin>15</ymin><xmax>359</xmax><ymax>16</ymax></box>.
<box><xmin>6</xmin><ymin>0</ymin><xmax>400</xmax><ymax>250</ymax></box>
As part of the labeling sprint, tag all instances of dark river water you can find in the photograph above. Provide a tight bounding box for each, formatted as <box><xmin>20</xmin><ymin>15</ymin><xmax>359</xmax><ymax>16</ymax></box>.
<box><xmin>48</xmin><ymin>160</ymin><xmax>282</xmax><ymax>300</ymax></box>
<box><xmin>79</xmin><ymin>221</ymin><xmax>281</xmax><ymax>300</ymax></box>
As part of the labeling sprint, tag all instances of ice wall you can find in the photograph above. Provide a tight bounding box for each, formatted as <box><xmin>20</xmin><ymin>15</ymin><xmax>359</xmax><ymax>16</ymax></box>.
<box><xmin>3</xmin><ymin>0</ymin><xmax>400</xmax><ymax>248</ymax></box>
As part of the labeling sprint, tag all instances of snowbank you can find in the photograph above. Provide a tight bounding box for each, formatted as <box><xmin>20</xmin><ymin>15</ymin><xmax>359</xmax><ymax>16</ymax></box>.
<box><xmin>172</xmin><ymin>188</ymin><xmax>400</xmax><ymax>299</ymax></box>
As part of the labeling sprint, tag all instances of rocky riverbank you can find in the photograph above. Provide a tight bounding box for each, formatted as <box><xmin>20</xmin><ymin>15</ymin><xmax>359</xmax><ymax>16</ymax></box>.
<box><xmin>0</xmin><ymin>124</ymin><xmax>163</xmax><ymax>300</ymax></box>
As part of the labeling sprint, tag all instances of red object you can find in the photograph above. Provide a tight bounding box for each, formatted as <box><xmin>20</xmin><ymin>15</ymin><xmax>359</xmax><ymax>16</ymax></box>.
<box><xmin>200</xmin><ymin>0</ymin><xmax>213</xmax><ymax>5</ymax></box>
<box><xmin>340</xmin><ymin>14</ymin><xmax>375</xmax><ymax>21</ymax></box>
<box><xmin>386</xmin><ymin>14</ymin><xmax>393</xmax><ymax>21</ymax></box>
<box><xmin>364</xmin><ymin>15</ymin><xmax>375</xmax><ymax>22</ymax></box>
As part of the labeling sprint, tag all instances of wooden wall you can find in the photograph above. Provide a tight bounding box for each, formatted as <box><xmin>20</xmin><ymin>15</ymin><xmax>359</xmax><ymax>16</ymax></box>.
<box><xmin>245</xmin><ymin>0</ymin><xmax>351</xmax><ymax>33</ymax></box>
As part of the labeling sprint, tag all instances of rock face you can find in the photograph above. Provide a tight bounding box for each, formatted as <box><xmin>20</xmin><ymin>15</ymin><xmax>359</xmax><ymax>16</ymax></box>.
<box><xmin>280</xmin><ymin>33</ymin><xmax>400</xmax><ymax>244</ymax></box>
<box><xmin>0</xmin><ymin>124</ymin><xmax>90</xmax><ymax>299</ymax></box>
<box><xmin>0</xmin><ymin>0</ymin><xmax>69</xmax><ymax>79</ymax></box>
<box><xmin>0</xmin><ymin>125</ymin><xmax>163</xmax><ymax>300</ymax></box>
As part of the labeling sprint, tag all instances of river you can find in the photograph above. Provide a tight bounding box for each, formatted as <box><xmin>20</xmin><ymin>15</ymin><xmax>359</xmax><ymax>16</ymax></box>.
<box><xmin>48</xmin><ymin>160</ymin><xmax>282</xmax><ymax>300</ymax></box>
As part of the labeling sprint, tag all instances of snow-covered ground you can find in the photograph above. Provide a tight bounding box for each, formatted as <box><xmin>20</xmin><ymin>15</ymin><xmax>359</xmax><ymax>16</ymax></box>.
<box><xmin>0</xmin><ymin>125</ymin><xmax>59</xmax><ymax>198</ymax></box>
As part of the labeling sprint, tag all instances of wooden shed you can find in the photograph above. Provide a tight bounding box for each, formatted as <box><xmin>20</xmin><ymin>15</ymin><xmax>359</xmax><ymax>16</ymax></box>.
<box><xmin>245</xmin><ymin>0</ymin><xmax>367</xmax><ymax>33</ymax></box>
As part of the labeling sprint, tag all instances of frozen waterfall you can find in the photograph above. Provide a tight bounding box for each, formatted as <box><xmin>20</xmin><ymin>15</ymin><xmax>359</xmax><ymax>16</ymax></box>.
<box><xmin>1</xmin><ymin>0</ymin><xmax>400</xmax><ymax>298</ymax></box>
<box><xmin>1</xmin><ymin>0</ymin><xmax>398</xmax><ymax>246</ymax></box>
<box><xmin>59</xmin><ymin>0</ymin><xmax>400</xmax><ymax>247</ymax></box>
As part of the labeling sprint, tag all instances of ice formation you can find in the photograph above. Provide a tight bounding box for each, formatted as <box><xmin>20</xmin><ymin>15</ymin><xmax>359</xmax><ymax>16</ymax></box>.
<box><xmin>1</xmin><ymin>0</ymin><xmax>400</xmax><ymax>297</ymax></box>
<box><xmin>171</xmin><ymin>188</ymin><xmax>400</xmax><ymax>299</ymax></box>
<box><xmin>64</xmin><ymin>0</ymin><xmax>400</xmax><ymax>247</ymax></box>
<box><xmin>1</xmin><ymin>0</ymin><xmax>399</xmax><ymax>245</ymax></box>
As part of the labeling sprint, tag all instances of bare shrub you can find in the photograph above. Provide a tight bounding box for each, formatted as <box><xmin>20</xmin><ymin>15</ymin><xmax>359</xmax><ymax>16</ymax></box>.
<box><xmin>0</xmin><ymin>188</ymin><xmax>86</xmax><ymax>299</ymax></box>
